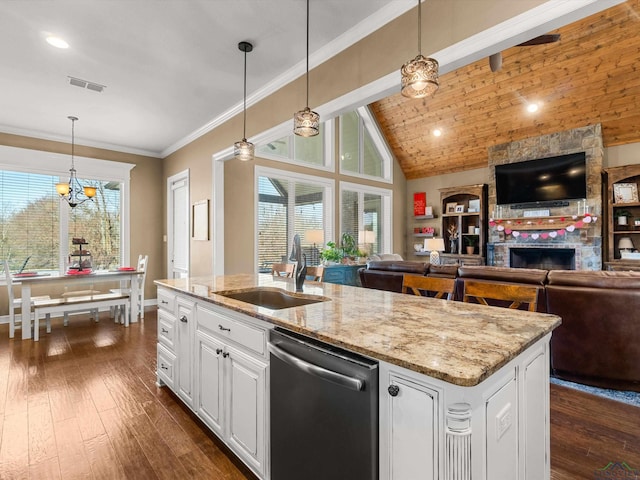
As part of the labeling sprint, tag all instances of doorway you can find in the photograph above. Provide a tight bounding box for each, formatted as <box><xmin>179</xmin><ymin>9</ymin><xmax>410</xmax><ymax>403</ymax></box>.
<box><xmin>167</xmin><ymin>170</ymin><xmax>190</xmax><ymax>279</ymax></box>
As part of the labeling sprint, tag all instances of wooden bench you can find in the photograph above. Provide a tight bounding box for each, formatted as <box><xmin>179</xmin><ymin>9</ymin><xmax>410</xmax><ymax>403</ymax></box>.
<box><xmin>33</xmin><ymin>292</ymin><xmax>130</xmax><ymax>341</ymax></box>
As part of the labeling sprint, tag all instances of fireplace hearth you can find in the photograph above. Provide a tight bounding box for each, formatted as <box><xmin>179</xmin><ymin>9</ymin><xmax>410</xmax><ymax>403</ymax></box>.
<box><xmin>510</xmin><ymin>248</ymin><xmax>575</xmax><ymax>270</ymax></box>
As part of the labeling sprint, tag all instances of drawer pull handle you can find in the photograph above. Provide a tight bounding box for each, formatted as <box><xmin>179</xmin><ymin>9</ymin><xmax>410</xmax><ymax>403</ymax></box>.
<box><xmin>161</xmin><ymin>300</ymin><xmax>169</xmax><ymax>304</ymax></box>
<box><xmin>161</xmin><ymin>328</ymin><xmax>169</xmax><ymax>334</ymax></box>
<box><xmin>160</xmin><ymin>364</ymin><xmax>169</xmax><ymax>371</ymax></box>
<box><xmin>223</xmin><ymin>352</ymin><xmax>230</xmax><ymax>358</ymax></box>
<box><xmin>218</xmin><ymin>324</ymin><xmax>231</xmax><ymax>332</ymax></box>
<box><xmin>388</xmin><ymin>385</ymin><xmax>400</xmax><ymax>397</ymax></box>
<box><xmin>180</xmin><ymin>315</ymin><xmax>188</xmax><ymax>323</ymax></box>
<box><xmin>216</xmin><ymin>348</ymin><xmax>223</xmax><ymax>355</ymax></box>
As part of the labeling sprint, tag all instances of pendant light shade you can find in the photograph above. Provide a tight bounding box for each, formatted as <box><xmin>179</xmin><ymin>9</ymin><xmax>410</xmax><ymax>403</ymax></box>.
<box><xmin>401</xmin><ymin>0</ymin><xmax>439</xmax><ymax>99</ymax></box>
<box><xmin>234</xmin><ymin>41</ymin><xmax>254</xmax><ymax>161</ymax></box>
<box><xmin>56</xmin><ymin>116</ymin><xmax>96</xmax><ymax>207</ymax></box>
<box><xmin>293</xmin><ymin>0</ymin><xmax>319</xmax><ymax>137</ymax></box>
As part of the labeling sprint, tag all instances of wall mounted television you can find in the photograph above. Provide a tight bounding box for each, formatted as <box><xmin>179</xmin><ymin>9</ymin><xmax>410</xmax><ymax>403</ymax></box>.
<box><xmin>495</xmin><ymin>152</ymin><xmax>587</xmax><ymax>207</ymax></box>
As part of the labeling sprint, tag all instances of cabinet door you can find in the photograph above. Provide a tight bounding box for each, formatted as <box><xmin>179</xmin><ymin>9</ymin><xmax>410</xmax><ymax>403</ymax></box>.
<box><xmin>226</xmin><ymin>345</ymin><xmax>267</xmax><ymax>477</ymax></box>
<box><xmin>176</xmin><ymin>300</ymin><xmax>194</xmax><ymax>407</ymax></box>
<box><xmin>382</xmin><ymin>374</ymin><xmax>438</xmax><ymax>480</ymax></box>
<box><xmin>196</xmin><ymin>332</ymin><xmax>225</xmax><ymax>436</ymax></box>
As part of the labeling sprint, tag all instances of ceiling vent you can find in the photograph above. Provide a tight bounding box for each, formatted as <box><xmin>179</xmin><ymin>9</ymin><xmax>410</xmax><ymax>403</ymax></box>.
<box><xmin>67</xmin><ymin>76</ymin><xmax>106</xmax><ymax>93</ymax></box>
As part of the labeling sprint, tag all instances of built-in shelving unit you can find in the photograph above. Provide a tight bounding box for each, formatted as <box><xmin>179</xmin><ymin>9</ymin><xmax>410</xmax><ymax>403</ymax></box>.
<box><xmin>439</xmin><ymin>184</ymin><xmax>487</xmax><ymax>266</ymax></box>
<box><xmin>604</xmin><ymin>164</ymin><xmax>640</xmax><ymax>271</ymax></box>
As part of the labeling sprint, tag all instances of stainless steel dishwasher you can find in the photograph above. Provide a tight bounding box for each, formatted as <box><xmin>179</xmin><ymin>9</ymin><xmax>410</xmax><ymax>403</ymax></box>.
<box><xmin>268</xmin><ymin>327</ymin><xmax>378</xmax><ymax>480</ymax></box>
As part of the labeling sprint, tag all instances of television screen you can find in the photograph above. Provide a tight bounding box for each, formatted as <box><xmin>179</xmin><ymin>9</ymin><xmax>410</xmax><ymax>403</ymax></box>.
<box><xmin>495</xmin><ymin>152</ymin><xmax>586</xmax><ymax>206</ymax></box>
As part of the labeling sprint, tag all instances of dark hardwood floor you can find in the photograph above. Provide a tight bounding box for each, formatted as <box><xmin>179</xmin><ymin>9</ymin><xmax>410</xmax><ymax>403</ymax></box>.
<box><xmin>1</xmin><ymin>309</ymin><xmax>639</xmax><ymax>479</ymax></box>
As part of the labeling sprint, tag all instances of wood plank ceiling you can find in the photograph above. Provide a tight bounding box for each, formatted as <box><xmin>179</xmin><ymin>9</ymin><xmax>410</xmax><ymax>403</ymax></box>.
<box><xmin>371</xmin><ymin>0</ymin><xmax>640</xmax><ymax>180</ymax></box>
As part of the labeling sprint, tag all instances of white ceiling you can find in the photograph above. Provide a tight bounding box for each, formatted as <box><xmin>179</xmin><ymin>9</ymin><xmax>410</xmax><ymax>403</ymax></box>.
<box><xmin>0</xmin><ymin>0</ymin><xmax>414</xmax><ymax>158</ymax></box>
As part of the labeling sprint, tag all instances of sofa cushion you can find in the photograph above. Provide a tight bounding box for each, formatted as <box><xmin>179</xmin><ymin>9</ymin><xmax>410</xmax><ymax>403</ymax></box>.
<box><xmin>457</xmin><ymin>265</ymin><xmax>548</xmax><ymax>285</ymax></box>
<box><xmin>547</xmin><ymin>269</ymin><xmax>640</xmax><ymax>288</ymax></box>
<box><xmin>368</xmin><ymin>253</ymin><xmax>404</xmax><ymax>261</ymax></box>
<box><xmin>427</xmin><ymin>264</ymin><xmax>458</xmax><ymax>278</ymax></box>
<box><xmin>366</xmin><ymin>261</ymin><xmax>427</xmax><ymax>275</ymax></box>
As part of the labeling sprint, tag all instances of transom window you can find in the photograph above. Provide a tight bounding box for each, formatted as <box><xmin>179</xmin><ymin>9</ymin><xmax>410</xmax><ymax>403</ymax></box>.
<box><xmin>339</xmin><ymin>106</ymin><xmax>392</xmax><ymax>182</ymax></box>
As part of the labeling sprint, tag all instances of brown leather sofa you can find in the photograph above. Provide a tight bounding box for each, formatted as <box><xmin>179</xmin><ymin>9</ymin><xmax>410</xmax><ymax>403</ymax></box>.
<box><xmin>358</xmin><ymin>261</ymin><xmax>457</xmax><ymax>293</ymax></box>
<box><xmin>358</xmin><ymin>262</ymin><xmax>640</xmax><ymax>392</ymax></box>
<box><xmin>546</xmin><ymin>270</ymin><xmax>640</xmax><ymax>392</ymax></box>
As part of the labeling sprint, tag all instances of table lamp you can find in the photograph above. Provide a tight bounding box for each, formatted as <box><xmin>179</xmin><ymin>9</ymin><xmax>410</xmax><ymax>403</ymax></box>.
<box><xmin>618</xmin><ymin>236</ymin><xmax>635</xmax><ymax>252</ymax></box>
<box><xmin>425</xmin><ymin>237</ymin><xmax>445</xmax><ymax>265</ymax></box>
<box><xmin>304</xmin><ymin>229</ymin><xmax>324</xmax><ymax>265</ymax></box>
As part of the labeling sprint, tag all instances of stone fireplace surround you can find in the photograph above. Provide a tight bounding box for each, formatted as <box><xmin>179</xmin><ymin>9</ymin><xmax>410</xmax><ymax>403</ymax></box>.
<box><xmin>488</xmin><ymin>125</ymin><xmax>603</xmax><ymax>271</ymax></box>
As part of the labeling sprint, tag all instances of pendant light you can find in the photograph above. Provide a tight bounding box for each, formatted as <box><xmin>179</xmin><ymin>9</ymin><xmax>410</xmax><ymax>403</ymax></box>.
<box><xmin>234</xmin><ymin>41</ymin><xmax>255</xmax><ymax>161</ymax></box>
<box><xmin>293</xmin><ymin>0</ymin><xmax>319</xmax><ymax>137</ymax></box>
<box><xmin>55</xmin><ymin>116</ymin><xmax>96</xmax><ymax>207</ymax></box>
<box><xmin>400</xmin><ymin>0</ymin><xmax>439</xmax><ymax>99</ymax></box>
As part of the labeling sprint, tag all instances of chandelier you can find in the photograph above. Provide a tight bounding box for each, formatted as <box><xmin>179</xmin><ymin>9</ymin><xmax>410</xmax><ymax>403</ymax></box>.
<box><xmin>400</xmin><ymin>0</ymin><xmax>439</xmax><ymax>99</ymax></box>
<box><xmin>293</xmin><ymin>0</ymin><xmax>319</xmax><ymax>137</ymax></box>
<box><xmin>55</xmin><ymin>116</ymin><xmax>96</xmax><ymax>207</ymax></box>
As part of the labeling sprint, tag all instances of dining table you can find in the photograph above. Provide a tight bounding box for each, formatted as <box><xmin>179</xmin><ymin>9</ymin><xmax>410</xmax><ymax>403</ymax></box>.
<box><xmin>15</xmin><ymin>269</ymin><xmax>142</xmax><ymax>340</ymax></box>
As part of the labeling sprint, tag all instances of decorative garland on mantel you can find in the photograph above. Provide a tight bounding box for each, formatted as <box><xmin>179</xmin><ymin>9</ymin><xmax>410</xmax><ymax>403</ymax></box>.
<box><xmin>489</xmin><ymin>213</ymin><xmax>597</xmax><ymax>239</ymax></box>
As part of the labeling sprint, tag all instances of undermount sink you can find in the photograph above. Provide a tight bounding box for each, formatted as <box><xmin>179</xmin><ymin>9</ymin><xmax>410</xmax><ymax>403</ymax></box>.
<box><xmin>217</xmin><ymin>287</ymin><xmax>330</xmax><ymax>310</ymax></box>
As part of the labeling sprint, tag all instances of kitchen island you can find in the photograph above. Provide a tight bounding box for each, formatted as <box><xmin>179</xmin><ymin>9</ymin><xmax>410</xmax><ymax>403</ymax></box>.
<box><xmin>155</xmin><ymin>274</ymin><xmax>560</xmax><ymax>480</ymax></box>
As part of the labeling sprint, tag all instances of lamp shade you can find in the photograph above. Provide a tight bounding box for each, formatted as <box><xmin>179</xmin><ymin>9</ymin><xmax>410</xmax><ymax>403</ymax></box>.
<box><xmin>425</xmin><ymin>237</ymin><xmax>445</xmax><ymax>252</ymax></box>
<box><xmin>304</xmin><ymin>229</ymin><xmax>324</xmax><ymax>245</ymax></box>
<box><xmin>618</xmin><ymin>236</ymin><xmax>635</xmax><ymax>250</ymax></box>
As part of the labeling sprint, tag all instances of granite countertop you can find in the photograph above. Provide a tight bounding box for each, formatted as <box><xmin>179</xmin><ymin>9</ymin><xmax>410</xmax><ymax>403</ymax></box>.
<box><xmin>155</xmin><ymin>274</ymin><xmax>561</xmax><ymax>387</ymax></box>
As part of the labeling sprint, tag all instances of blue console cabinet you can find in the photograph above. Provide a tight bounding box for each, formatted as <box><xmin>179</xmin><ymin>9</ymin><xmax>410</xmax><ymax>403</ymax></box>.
<box><xmin>322</xmin><ymin>264</ymin><xmax>362</xmax><ymax>287</ymax></box>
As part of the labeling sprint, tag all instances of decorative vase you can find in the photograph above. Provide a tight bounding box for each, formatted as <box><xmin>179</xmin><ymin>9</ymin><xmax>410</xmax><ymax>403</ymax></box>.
<box><xmin>466</xmin><ymin>246</ymin><xmax>475</xmax><ymax>255</ymax></box>
<box><xmin>450</xmin><ymin>238</ymin><xmax>457</xmax><ymax>254</ymax></box>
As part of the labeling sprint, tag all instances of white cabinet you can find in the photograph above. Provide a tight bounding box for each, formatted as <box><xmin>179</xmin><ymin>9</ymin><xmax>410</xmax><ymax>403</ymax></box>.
<box><xmin>380</xmin><ymin>366</ymin><xmax>440</xmax><ymax>480</ymax></box>
<box><xmin>195</xmin><ymin>303</ymin><xmax>269</xmax><ymax>479</ymax></box>
<box><xmin>156</xmin><ymin>287</ymin><xmax>177</xmax><ymax>389</ymax></box>
<box><xmin>379</xmin><ymin>335</ymin><xmax>551</xmax><ymax>480</ymax></box>
<box><xmin>176</xmin><ymin>297</ymin><xmax>195</xmax><ymax>407</ymax></box>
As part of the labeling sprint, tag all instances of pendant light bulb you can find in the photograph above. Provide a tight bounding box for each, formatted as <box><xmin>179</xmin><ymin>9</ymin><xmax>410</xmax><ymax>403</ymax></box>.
<box><xmin>401</xmin><ymin>0</ymin><xmax>439</xmax><ymax>99</ymax></box>
<box><xmin>234</xmin><ymin>41</ymin><xmax>255</xmax><ymax>161</ymax></box>
<box><xmin>293</xmin><ymin>0</ymin><xmax>319</xmax><ymax>137</ymax></box>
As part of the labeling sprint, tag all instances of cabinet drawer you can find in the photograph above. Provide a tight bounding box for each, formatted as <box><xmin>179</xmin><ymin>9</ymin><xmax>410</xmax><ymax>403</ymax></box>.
<box><xmin>158</xmin><ymin>310</ymin><xmax>176</xmax><ymax>351</ymax></box>
<box><xmin>197</xmin><ymin>305</ymin><xmax>266</xmax><ymax>356</ymax></box>
<box><xmin>157</xmin><ymin>344</ymin><xmax>176</xmax><ymax>389</ymax></box>
<box><xmin>157</xmin><ymin>287</ymin><xmax>176</xmax><ymax>313</ymax></box>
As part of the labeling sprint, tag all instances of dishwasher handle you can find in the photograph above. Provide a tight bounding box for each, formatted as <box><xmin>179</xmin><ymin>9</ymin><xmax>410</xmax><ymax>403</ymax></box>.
<box><xmin>268</xmin><ymin>342</ymin><xmax>364</xmax><ymax>391</ymax></box>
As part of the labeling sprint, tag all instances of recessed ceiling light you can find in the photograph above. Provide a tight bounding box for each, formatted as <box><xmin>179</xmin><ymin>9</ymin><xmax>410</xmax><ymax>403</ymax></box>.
<box><xmin>46</xmin><ymin>36</ymin><xmax>69</xmax><ymax>49</ymax></box>
<box><xmin>432</xmin><ymin>128</ymin><xmax>442</xmax><ymax>137</ymax></box>
<box><xmin>526</xmin><ymin>103</ymin><xmax>539</xmax><ymax>113</ymax></box>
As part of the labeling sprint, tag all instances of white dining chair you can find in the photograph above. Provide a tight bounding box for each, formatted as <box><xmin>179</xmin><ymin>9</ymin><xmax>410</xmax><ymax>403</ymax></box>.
<box><xmin>110</xmin><ymin>254</ymin><xmax>148</xmax><ymax>321</ymax></box>
<box><xmin>3</xmin><ymin>259</ymin><xmax>50</xmax><ymax>339</ymax></box>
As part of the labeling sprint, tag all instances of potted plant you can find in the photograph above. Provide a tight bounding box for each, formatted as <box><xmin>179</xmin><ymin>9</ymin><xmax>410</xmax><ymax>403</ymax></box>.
<box><xmin>615</xmin><ymin>209</ymin><xmax>632</xmax><ymax>226</ymax></box>
<box><xmin>464</xmin><ymin>235</ymin><xmax>478</xmax><ymax>254</ymax></box>
<box><xmin>320</xmin><ymin>241</ymin><xmax>344</xmax><ymax>265</ymax></box>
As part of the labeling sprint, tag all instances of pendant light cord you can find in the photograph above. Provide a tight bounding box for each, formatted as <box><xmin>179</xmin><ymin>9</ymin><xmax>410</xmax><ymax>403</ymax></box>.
<box><xmin>70</xmin><ymin>117</ymin><xmax>76</xmax><ymax>170</ymax></box>
<box><xmin>417</xmin><ymin>0</ymin><xmax>422</xmax><ymax>56</ymax></box>
<box><xmin>305</xmin><ymin>0</ymin><xmax>310</xmax><ymax>108</ymax></box>
<box><xmin>243</xmin><ymin>48</ymin><xmax>247</xmax><ymax>140</ymax></box>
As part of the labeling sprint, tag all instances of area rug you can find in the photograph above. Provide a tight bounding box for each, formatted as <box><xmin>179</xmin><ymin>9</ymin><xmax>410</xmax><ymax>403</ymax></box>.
<box><xmin>550</xmin><ymin>377</ymin><xmax>640</xmax><ymax>407</ymax></box>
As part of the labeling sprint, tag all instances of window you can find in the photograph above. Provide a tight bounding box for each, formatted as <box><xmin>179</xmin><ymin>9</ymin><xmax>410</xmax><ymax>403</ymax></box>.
<box><xmin>339</xmin><ymin>106</ymin><xmax>392</xmax><ymax>182</ymax></box>
<box><xmin>340</xmin><ymin>182</ymin><xmax>392</xmax><ymax>256</ymax></box>
<box><xmin>255</xmin><ymin>120</ymin><xmax>334</xmax><ymax>171</ymax></box>
<box><xmin>256</xmin><ymin>167</ymin><xmax>333</xmax><ymax>271</ymax></box>
<box><xmin>0</xmin><ymin>145</ymin><xmax>133</xmax><ymax>273</ymax></box>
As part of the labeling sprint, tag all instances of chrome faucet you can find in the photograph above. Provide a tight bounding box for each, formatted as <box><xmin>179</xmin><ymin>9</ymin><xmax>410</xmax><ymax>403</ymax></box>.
<box><xmin>289</xmin><ymin>234</ymin><xmax>307</xmax><ymax>292</ymax></box>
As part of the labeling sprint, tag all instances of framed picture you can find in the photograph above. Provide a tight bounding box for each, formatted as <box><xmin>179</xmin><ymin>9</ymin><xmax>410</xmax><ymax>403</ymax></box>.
<box><xmin>192</xmin><ymin>199</ymin><xmax>210</xmax><ymax>240</ymax></box>
<box><xmin>613</xmin><ymin>183</ymin><xmax>639</xmax><ymax>203</ymax></box>
<box><xmin>468</xmin><ymin>199</ymin><xmax>480</xmax><ymax>212</ymax></box>
<box><xmin>454</xmin><ymin>205</ymin><xmax>465</xmax><ymax>213</ymax></box>
<box><xmin>446</xmin><ymin>202</ymin><xmax>458</xmax><ymax>213</ymax></box>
